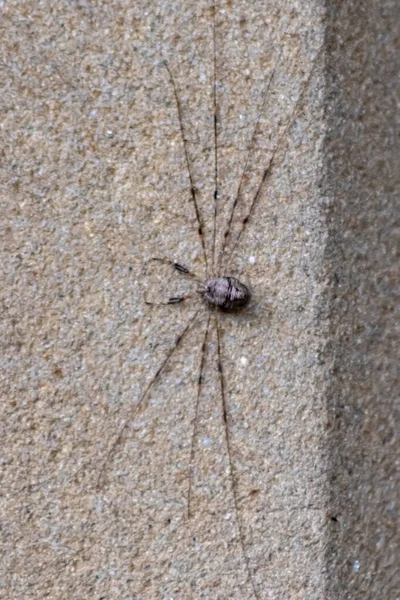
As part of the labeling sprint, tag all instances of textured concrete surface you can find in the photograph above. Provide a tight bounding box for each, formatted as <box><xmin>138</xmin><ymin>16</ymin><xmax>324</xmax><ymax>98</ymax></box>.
<box><xmin>0</xmin><ymin>1</ymin><xmax>398</xmax><ymax>599</ymax></box>
<box><xmin>323</xmin><ymin>1</ymin><xmax>399</xmax><ymax>598</ymax></box>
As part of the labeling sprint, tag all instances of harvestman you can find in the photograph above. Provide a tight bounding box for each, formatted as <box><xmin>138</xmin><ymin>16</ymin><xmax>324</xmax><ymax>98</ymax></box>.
<box><xmin>96</xmin><ymin>9</ymin><xmax>321</xmax><ymax>599</ymax></box>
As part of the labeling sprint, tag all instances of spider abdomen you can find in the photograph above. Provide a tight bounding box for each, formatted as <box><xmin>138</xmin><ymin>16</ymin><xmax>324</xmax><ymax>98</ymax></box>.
<box><xmin>203</xmin><ymin>277</ymin><xmax>251</xmax><ymax>310</ymax></box>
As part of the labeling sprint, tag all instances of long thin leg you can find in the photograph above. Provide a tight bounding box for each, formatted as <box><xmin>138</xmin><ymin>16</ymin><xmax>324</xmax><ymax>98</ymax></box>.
<box><xmin>163</xmin><ymin>62</ymin><xmax>209</xmax><ymax>275</ymax></box>
<box><xmin>188</xmin><ymin>312</ymin><xmax>212</xmax><ymax>518</ymax></box>
<box><xmin>145</xmin><ymin>257</ymin><xmax>203</xmax><ymax>283</ymax></box>
<box><xmin>145</xmin><ymin>296</ymin><xmax>194</xmax><ymax>306</ymax></box>
<box><xmin>96</xmin><ymin>308</ymin><xmax>201</xmax><ymax>490</ymax></box>
<box><xmin>217</xmin><ymin>58</ymin><xmax>280</xmax><ymax>273</ymax></box>
<box><xmin>221</xmin><ymin>47</ymin><xmax>322</xmax><ymax>270</ymax></box>
<box><xmin>211</xmin><ymin>3</ymin><xmax>219</xmax><ymax>276</ymax></box>
<box><xmin>215</xmin><ymin>315</ymin><xmax>259</xmax><ymax>600</ymax></box>
<box><xmin>45</xmin><ymin>308</ymin><xmax>203</xmax><ymax>599</ymax></box>
<box><xmin>144</xmin><ymin>257</ymin><xmax>202</xmax><ymax>305</ymax></box>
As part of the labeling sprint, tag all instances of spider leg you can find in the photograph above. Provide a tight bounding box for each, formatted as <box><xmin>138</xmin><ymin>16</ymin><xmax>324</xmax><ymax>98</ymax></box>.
<box><xmin>145</xmin><ymin>295</ymin><xmax>195</xmax><ymax>306</ymax></box>
<box><xmin>163</xmin><ymin>62</ymin><xmax>209</xmax><ymax>275</ymax></box>
<box><xmin>187</xmin><ymin>312</ymin><xmax>212</xmax><ymax>518</ymax></box>
<box><xmin>215</xmin><ymin>313</ymin><xmax>259</xmax><ymax>600</ymax></box>
<box><xmin>220</xmin><ymin>46</ymin><xmax>323</xmax><ymax>271</ymax></box>
<box><xmin>96</xmin><ymin>309</ymin><xmax>201</xmax><ymax>490</ymax></box>
<box><xmin>211</xmin><ymin>3</ymin><xmax>219</xmax><ymax>277</ymax></box>
<box><xmin>144</xmin><ymin>257</ymin><xmax>202</xmax><ymax>305</ymax></box>
<box><xmin>146</xmin><ymin>257</ymin><xmax>203</xmax><ymax>283</ymax></box>
<box><xmin>217</xmin><ymin>54</ymin><xmax>280</xmax><ymax>274</ymax></box>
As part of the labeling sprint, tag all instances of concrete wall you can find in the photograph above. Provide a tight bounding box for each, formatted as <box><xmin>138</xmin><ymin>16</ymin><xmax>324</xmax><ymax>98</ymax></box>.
<box><xmin>1</xmin><ymin>1</ymin><xmax>398</xmax><ymax>598</ymax></box>
<box><xmin>324</xmin><ymin>1</ymin><xmax>399</xmax><ymax>598</ymax></box>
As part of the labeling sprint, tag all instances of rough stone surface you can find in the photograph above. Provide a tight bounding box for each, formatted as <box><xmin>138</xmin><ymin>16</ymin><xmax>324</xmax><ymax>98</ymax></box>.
<box><xmin>323</xmin><ymin>1</ymin><xmax>399</xmax><ymax>598</ymax></box>
<box><xmin>0</xmin><ymin>1</ymin><xmax>397</xmax><ymax>599</ymax></box>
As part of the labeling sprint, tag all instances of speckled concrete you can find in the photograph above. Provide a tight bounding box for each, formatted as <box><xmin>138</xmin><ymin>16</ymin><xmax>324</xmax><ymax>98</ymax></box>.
<box><xmin>0</xmin><ymin>1</ymin><xmax>398</xmax><ymax>599</ymax></box>
<box><xmin>323</xmin><ymin>1</ymin><xmax>399</xmax><ymax>598</ymax></box>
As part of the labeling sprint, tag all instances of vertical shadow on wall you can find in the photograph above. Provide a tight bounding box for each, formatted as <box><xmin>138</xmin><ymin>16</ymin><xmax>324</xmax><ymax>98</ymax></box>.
<box><xmin>323</xmin><ymin>0</ymin><xmax>399</xmax><ymax>598</ymax></box>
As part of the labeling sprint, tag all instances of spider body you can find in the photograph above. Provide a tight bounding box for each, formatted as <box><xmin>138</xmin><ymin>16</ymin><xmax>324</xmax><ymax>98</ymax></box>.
<box><xmin>203</xmin><ymin>276</ymin><xmax>251</xmax><ymax>310</ymax></box>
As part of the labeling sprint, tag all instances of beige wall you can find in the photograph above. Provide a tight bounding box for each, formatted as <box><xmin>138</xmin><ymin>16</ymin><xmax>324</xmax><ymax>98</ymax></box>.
<box><xmin>0</xmin><ymin>1</ymin><xmax>397</xmax><ymax>598</ymax></box>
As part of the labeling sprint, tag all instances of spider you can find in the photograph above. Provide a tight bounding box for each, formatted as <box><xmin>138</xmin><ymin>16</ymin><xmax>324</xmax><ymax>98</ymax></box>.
<box><xmin>94</xmin><ymin>36</ymin><xmax>319</xmax><ymax>596</ymax></box>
